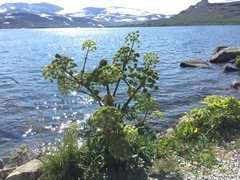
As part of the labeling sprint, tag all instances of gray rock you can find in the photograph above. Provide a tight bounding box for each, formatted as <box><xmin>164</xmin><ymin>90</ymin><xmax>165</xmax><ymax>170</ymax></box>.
<box><xmin>4</xmin><ymin>143</ymin><xmax>39</xmax><ymax>169</ymax></box>
<box><xmin>0</xmin><ymin>159</ymin><xmax>4</xmax><ymax>169</ymax></box>
<box><xmin>222</xmin><ymin>65</ymin><xmax>239</xmax><ymax>72</ymax></box>
<box><xmin>164</xmin><ymin>128</ymin><xmax>174</xmax><ymax>137</ymax></box>
<box><xmin>210</xmin><ymin>47</ymin><xmax>240</xmax><ymax>63</ymax></box>
<box><xmin>0</xmin><ymin>167</ymin><xmax>16</xmax><ymax>180</ymax></box>
<box><xmin>213</xmin><ymin>46</ymin><xmax>228</xmax><ymax>54</ymax></box>
<box><xmin>180</xmin><ymin>60</ymin><xmax>210</xmax><ymax>68</ymax></box>
<box><xmin>157</xmin><ymin>128</ymin><xmax>174</xmax><ymax>139</ymax></box>
<box><xmin>232</xmin><ymin>81</ymin><xmax>240</xmax><ymax>88</ymax></box>
<box><xmin>6</xmin><ymin>159</ymin><xmax>43</xmax><ymax>180</ymax></box>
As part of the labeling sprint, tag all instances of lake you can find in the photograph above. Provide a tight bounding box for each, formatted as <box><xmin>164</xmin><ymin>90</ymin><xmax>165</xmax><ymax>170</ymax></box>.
<box><xmin>1</xmin><ymin>26</ymin><xmax>240</xmax><ymax>158</ymax></box>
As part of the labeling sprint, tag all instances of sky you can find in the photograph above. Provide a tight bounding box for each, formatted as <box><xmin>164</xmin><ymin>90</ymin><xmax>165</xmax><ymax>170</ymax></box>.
<box><xmin>0</xmin><ymin>0</ymin><xmax>238</xmax><ymax>14</ymax></box>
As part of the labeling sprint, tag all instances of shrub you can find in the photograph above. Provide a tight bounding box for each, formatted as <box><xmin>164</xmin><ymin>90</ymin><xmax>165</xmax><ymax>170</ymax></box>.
<box><xmin>234</xmin><ymin>55</ymin><xmax>240</xmax><ymax>68</ymax></box>
<box><xmin>176</xmin><ymin>95</ymin><xmax>240</xmax><ymax>142</ymax></box>
<box><xmin>155</xmin><ymin>95</ymin><xmax>240</xmax><ymax>169</ymax></box>
<box><xmin>41</xmin><ymin>31</ymin><xmax>161</xmax><ymax>179</ymax></box>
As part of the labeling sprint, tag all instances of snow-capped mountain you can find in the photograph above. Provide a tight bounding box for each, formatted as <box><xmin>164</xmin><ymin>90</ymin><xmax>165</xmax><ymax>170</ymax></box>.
<box><xmin>0</xmin><ymin>2</ymin><xmax>169</xmax><ymax>28</ymax></box>
<box><xmin>68</xmin><ymin>7</ymin><xmax>167</xmax><ymax>26</ymax></box>
<box><xmin>0</xmin><ymin>2</ymin><xmax>63</xmax><ymax>14</ymax></box>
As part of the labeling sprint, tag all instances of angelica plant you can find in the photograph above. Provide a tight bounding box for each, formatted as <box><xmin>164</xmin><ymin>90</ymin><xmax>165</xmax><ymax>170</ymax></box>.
<box><xmin>42</xmin><ymin>31</ymin><xmax>162</xmax><ymax>179</ymax></box>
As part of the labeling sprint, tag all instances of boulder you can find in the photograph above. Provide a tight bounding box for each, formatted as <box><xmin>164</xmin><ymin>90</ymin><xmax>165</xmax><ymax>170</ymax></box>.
<box><xmin>5</xmin><ymin>159</ymin><xmax>43</xmax><ymax>180</ymax></box>
<box><xmin>0</xmin><ymin>168</ymin><xmax>16</xmax><ymax>180</ymax></box>
<box><xmin>213</xmin><ymin>46</ymin><xmax>228</xmax><ymax>54</ymax></box>
<box><xmin>0</xmin><ymin>159</ymin><xmax>4</xmax><ymax>169</ymax></box>
<box><xmin>209</xmin><ymin>47</ymin><xmax>240</xmax><ymax>63</ymax></box>
<box><xmin>232</xmin><ymin>81</ymin><xmax>240</xmax><ymax>88</ymax></box>
<box><xmin>157</xmin><ymin>128</ymin><xmax>174</xmax><ymax>139</ymax></box>
<box><xmin>222</xmin><ymin>65</ymin><xmax>239</xmax><ymax>72</ymax></box>
<box><xmin>180</xmin><ymin>60</ymin><xmax>210</xmax><ymax>68</ymax></box>
<box><xmin>4</xmin><ymin>143</ymin><xmax>39</xmax><ymax>169</ymax></box>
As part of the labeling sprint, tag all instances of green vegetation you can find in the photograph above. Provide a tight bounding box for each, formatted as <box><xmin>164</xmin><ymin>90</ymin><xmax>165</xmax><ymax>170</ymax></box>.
<box><xmin>41</xmin><ymin>31</ymin><xmax>161</xmax><ymax>179</ymax></box>
<box><xmin>140</xmin><ymin>0</ymin><xmax>240</xmax><ymax>26</ymax></box>
<box><xmin>155</xmin><ymin>95</ymin><xmax>240</xmax><ymax>171</ymax></box>
<box><xmin>234</xmin><ymin>56</ymin><xmax>240</xmax><ymax>68</ymax></box>
<box><xmin>40</xmin><ymin>124</ymin><xmax>82</xmax><ymax>179</ymax></box>
<box><xmin>41</xmin><ymin>31</ymin><xmax>240</xmax><ymax>179</ymax></box>
<box><xmin>175</xmin><ymin>95</ymin><xmax>240</xmax><ymax>142</ymax></box>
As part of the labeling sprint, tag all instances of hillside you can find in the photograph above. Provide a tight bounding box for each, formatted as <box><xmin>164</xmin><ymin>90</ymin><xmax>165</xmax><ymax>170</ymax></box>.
<box><xmin>140</xmin><ymin>0</ymin><xmax>240</xmax><ymax>26</ymax></box>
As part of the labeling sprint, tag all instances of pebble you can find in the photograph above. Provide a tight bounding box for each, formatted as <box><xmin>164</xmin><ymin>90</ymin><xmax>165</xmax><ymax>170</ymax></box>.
<box><xmin>182</xmin><ymin>146</ymin><xmax>240</xmax><ymax>180</ymax></box>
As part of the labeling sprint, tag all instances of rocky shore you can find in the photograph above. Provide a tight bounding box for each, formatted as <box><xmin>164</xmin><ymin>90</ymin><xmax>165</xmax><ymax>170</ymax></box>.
<box><xmin>180</xmin><ymin>46</ymin><xmax>240</xmax><ymax>72</ymax></box>
<box><xmin>148</xmin><ymin>139</ymin><xmax>240</xmax><ymax>180</ymax></box>
<box><xmin>1</xmin><ymin>141</ymin><xmax>240</xmax><ymax>180</ymax></box>
<box><xmin>182</xmin><ymin>142</ymin><xmax>240</xmax><ymax>180</ymax></box>
<box><xmin>0</xmin><ymin>144</ymin><xmax>42</xmax><ymax>180</ymax></box>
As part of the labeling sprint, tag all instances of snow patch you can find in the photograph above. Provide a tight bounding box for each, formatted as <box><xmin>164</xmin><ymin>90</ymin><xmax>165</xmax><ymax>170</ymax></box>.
<box><xmin>103</xmin><ymin>17</ymin><xmax>111</xmax><ymax>21</ymax></box>
<box><xmin>67</xmin><ymin>17</ymin><xmax>73</xmax><ymax>21</ymax></box>
<box><xmin>69</xmin><ymin>12</ymin><xmax>86</xmax><ymax>17</ymax></box>
<box><xmin>115</xmin><ymin>18</ymin><xmax>133</xmax><ymax>22</ymax></box>
<box><xmin>5</xmin><ymin>16</ymin><xmax>14</xmax><ymax>19</ymax></box>
<box><xmin>46</xmin><ymin>17</ymin><xmax>53</xmax><ymax>20</ymax></box>
<box><xmin>40</xmin><ymin>14</ymin><xmax>50</xmax><ymax>17</ymax></box>
<box><xmin>106</xmin><ymin>7</ymin><xmax>152</xmax><ymax>16</ymax></box>
<box><xmin>151</xmin><ymin>17</ymin><xmax>159</xmax><ymax>20</ymax></box>
<box><xmin>136</xmin><ymin>17</ymin><xmax>147</xmax><ymax>21</ymax></box>
<box><xmin>23</xmin><ymin>8</ymin><xmax>29</xmax><ymax>12</ymax></box>
<box><xmin>0</xmin><ymin>8</ymin><xmax>7</xmax><ymax>13</ymax></box>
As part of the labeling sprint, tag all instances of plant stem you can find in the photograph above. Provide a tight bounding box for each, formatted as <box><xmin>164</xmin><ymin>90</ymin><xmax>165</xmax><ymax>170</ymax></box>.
<box><xmin>65</xmin><ymin>70</ymin><xmax>102</xmax><ymax>102</ymax></box>
<box><xmin>113</xmin><ymin>42</ymin><xmax>135</xmax><ymax>97</ymax></box>
<box><xmin>80</xmin><ymin>48</ymin><xmax>90</xmax><ymax>79</ymax></box>
<box><xmin>121</xmin><ymin>85</ymin><xmax>141</xmax><ymax>112</ymax></box>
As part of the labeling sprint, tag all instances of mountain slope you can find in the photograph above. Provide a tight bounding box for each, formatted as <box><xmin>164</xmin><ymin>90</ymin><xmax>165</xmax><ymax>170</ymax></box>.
<box><xmin>0</xmin><ymin>2</ymin><xmax>63</xmax><ymax>14</ymax></box>
<box><xmin>141</xmin><ymin>0</ymin><xmax>240</xmax><ymax>26</ymax></box>
<box><xmin>0</xmin><ymin>2</ymin><xmax>168</xmax><ymax>28</ymax></box>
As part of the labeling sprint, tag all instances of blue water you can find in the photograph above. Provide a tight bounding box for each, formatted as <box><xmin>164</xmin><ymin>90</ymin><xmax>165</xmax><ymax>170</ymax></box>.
<box><xmin>1</xmin><ymin>26</ymin><xmax>240</xmax><ymax>158</ymax></box>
